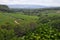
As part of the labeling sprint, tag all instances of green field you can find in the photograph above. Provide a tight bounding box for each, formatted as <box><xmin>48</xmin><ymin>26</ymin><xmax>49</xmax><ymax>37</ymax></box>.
<box><xmin>0</xmin><ymin>11</ymin><xmax>60</xmax><ymax>40</ymax></box>
<box><xmin>0</xmin><ymin>13</ymin><xmax>38</xmax><ymax>25</ymax></box>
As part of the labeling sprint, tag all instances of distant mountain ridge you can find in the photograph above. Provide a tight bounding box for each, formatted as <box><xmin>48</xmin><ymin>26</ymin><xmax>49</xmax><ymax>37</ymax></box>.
<box><xmin>8</xmin><ymin>5</ymin><xmax>47</xmax><ymax>9</ymax></box>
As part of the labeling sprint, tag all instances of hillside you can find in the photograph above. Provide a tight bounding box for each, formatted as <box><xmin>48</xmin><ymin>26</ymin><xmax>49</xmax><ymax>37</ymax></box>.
<box><xmin>8</xmin><ymin>5</ymin><xmax>47</xmax><ymax>9</ymax></box>
<box><xmin>0</xmin><ymin>13</ymin><xmax>38</xmax><ymax>25</ymax></box>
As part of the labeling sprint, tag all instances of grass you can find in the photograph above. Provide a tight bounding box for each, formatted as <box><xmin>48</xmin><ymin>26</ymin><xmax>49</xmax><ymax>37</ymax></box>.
<box><xmin>0</xmin><ymin>11</ymin><xmax>60</xmax><ymax>40</ymax></box>
<box><xmin>0</xmin><ymin>12</ymin><xmax>39</xmax><ymax>26</ymax></box>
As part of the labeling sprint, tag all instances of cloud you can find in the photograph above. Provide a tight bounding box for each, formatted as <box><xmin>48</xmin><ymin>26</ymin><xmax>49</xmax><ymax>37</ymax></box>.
<box><xmin>0</xmin><ymin>0</ymin><xmax>60</xmax><ymax>6</ymax></box>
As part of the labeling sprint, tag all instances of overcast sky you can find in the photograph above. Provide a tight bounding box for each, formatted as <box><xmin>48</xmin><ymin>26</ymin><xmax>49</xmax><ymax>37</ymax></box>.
<box><xmin>0</xmin><ymin>0</ymin><xmax>60</xmax><ymax>6</ymax></box>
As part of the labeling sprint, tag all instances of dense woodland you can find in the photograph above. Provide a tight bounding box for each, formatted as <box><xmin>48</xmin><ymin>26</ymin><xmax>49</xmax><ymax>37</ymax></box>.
<box><xmin>0</xmin><ymin>5</ymin><xmax>60</xmax><ymax>40</ymax></box>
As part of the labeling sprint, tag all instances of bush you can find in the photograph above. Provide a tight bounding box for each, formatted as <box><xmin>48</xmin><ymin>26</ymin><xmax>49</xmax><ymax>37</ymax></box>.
<box><xmin>0</xmin><ymin>29</ymin><xmax>15</xmax><ymax>40</ymax></box>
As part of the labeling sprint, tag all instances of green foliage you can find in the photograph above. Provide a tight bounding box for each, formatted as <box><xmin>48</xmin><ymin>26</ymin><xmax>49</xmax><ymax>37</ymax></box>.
<box><xmin>0</xmin><ymin>10</ymin><xmax>60</xmax><ymax>40</ymax></box>
<box><xmin>0</xmin><ymin>5</ymin><xmax>9</xmax><ymax>12</ymax></box>
<box><xmin>0</xmin><ymin>22</ymin><xmax>60</xmax><ymax>40</ymax></box>
<box><xmin>0</xmin><ymin>29</ymin><xmax>15</xmax><ymax>40</ymax></box>
<box><xmin>0</xmin><ymin>5</ymin><xmax>9</xmax><ymax>9</ymax></box>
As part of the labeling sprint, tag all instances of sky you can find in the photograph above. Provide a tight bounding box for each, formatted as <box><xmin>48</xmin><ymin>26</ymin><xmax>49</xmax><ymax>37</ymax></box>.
<box><xmin>0</xmin><ymin>0</ymin><xmax>60</xmax><ymax>7</ymax></box>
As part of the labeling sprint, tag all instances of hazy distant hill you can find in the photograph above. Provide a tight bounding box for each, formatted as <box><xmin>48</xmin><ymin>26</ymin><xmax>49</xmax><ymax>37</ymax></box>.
<box><xmin>8</xmin><ymin>5</ymin><xmax>47</xmax><ymax>9</ymax></box>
